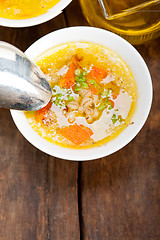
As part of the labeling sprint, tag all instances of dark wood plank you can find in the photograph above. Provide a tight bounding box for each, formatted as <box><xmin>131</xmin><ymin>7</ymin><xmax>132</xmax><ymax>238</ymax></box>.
<box><xmin>0</xmin><ymin>12</ymin><xmax>80</xmax><ymax>240</ymax></box>
<box><xmin>65</xmin><ymin>3</ymin><xmax>160</xmax><ymax>239</ymax></box>
<box><xmin>78</xmin><ymin>38</ymin><xmax>160</xmax><ymax>240</ymax></box>
<box><xmin>0</xmin><ymin>14</ymin><xmax>67</xmax><ymax>51</ymax></box>
<box><xmin>64</xmin><ymin>0</ymin><xmax>89</xmax><ymax>26</ymax></box>
<box><xmin>1</xmin><ymin>1</ymin><xmax>160</xmax><ymax>239</ymax></box>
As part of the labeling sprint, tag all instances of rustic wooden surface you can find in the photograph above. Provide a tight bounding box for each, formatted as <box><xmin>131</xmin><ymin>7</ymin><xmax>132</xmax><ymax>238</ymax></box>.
<box><xmin>0</xmin><ymin>0</ymin><xmax>160</xmax><ymax>239</ymax></box>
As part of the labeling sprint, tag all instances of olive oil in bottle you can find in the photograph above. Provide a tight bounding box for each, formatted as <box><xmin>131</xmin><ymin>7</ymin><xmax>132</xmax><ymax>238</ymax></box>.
<box><xmin>80</xmin><ymin>0</ymin><xmax>160</xmax><ymax>44</ymax></box>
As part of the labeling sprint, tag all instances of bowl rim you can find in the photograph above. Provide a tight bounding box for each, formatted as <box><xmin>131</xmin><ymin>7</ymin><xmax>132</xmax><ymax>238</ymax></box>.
<box><xmin>10</xmin><ymin>26</ymin><xmax>153</xmax><ymax>161</ymax></box>
<box><xmin>0</xmin><ymin>0</ymin><xmax>72</xmax><ymax>28</ymax></box>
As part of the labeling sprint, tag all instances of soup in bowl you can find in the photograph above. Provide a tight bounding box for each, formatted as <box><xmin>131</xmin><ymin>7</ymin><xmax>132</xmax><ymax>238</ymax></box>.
<box><xmin>0</xmin><ymin>0</ymin><xmax>72</xmax><ymax>27</ymax></box>
<box><xmin>11</xmin><ymin>27</ymin><xmax>152</xmax><ymax>160</ymax></box>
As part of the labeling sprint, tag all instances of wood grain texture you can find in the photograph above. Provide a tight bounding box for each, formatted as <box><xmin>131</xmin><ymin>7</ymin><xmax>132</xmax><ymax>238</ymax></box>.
<box><xmin>79</xmin><ymin>38</ymin><xmax>160</xmax><ymax>240</ymax></box>
<box><xmin>0</xmin><ymin>14</ymin><xmax>66</xmax><ymax>51</ymax></box>
<box><xmin>64</xmin><ymin>0</ymin><xmax>88</xmax><ymax>26</ymax></box>
<box><xmin>0</xmin><ymin>110</ymin><xmax>79</xmax><ymax>240</ymax></box>
<box><xmin>65</xmin><ymin>3</ymin><xmax>160</xmax><ymax>238</ymax></box>
<box><xmin>0</xmin><ymin>0</ymin><xmax>160</xmax><ymax>239</ymax></box>
<box><xmin>0</xmin><ymin>11</ymin><xmax>79</xmax><ymax>240</ymax></box>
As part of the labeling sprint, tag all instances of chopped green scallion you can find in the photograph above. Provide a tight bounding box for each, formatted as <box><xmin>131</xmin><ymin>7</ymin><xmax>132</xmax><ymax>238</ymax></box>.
<box><xmin>74</xmin><ymin>83</ymin><xmax>82</xmax><ymax>92</ymax></box>
<box><xmin>79</xmin><ymin>72</ymin><xmax>84</xmax><ymax>78</ymax></box>
<box><xmin>81</xmin><ymin>82</ymin><xmax>89</xmax><ymax>89</ymax></box>
<box><xmin>81</xmin><ymin>76</ymin><xmax>86</xmax><ymax>81</ymax></box>
<box><xmin>108</xmin><ymin>106</ymin><xmax>113</xmax><ymax>110</ymax></box>
<box><xmin>89</xmin><ymin>79</ymin><xmax>97</xmax><ymax>86</ymax></box>
<box><xmin>54</xmin><ymin>97</ymin><xmax>60</xmax><ymax>106</ymax></box>
<box><xmin>68</xmin><ymin>95</ymin><xmax>74</xmax><ymax>101</ymax></box>
<box><xmin>105</xmin><ymin>97</ymin><xmax>109</xmax><ymax>103</ymax></box>
<box><xmin>77</xmin><ymin>77</ymin><xmax>86</xmax><ymax>83</ymax></box>
<box><xmin>111</xmin><ymin>114</ymin><xmax>117</xmax><ymax>124</ymax></box>
<box><xmin>75</xmin><ymin>76</ymin><xmax>80</xmax><ymax>82</ymax></box>
<box><xmin>102</xmin><ymin>90</ymin><xmax>109</xmax><ymax>97</ymax></box>
<box><xmin>74</xmin><ymin>87</ymin><xmax>81</xmax><ymax>92</ymax></box>
<box><xmin>98</xmin><ymin>104</ymin><xmax>106</xmax><ymax>111</ymax></box>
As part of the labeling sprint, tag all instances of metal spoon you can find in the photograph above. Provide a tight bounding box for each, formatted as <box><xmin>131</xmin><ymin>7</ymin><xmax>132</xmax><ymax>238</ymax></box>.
<box><xmin>0</xmin><ymin>41</ymin><xmax>52</xmax><ymax>111</ymax></box>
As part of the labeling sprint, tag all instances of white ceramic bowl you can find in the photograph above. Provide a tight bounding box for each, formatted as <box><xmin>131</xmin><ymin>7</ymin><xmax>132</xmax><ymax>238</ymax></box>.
<box><xmin>11</xmin><ymin>27</ymin><xmax>153</xmax><ymax>161</ymax></box>
<box><xmin>0</xmin><ymin>0</ymin><xmax>72</xmax><ymax>28</ymax></box>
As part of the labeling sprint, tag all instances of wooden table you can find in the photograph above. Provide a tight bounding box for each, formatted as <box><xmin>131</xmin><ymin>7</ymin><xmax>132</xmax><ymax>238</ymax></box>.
<box><xmin>0</xmin><ymin>0</ymin><xmax>160</xmax><ymax>239</ymax></box>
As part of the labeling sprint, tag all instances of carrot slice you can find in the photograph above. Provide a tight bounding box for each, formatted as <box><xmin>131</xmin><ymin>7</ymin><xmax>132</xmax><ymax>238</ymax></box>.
<box><xmin>87</xmin><ymin>66</ymin><xmax>108</xmax><ymax>94</ymax></box>
<box><xmin>112</xmin><ymin>93</ymin><xmax>117</xmax><ymax>100</ymax></box>
<box><xmin>59</xmin><ymin>56</ymin><xmax>77</xmax><ymax>88</ymax></box>
<box><xmin>36</xmin><ymin>102</ymin><xmax>52</xmax><ymax>122</ymax></box>
<box><xmin>59</xmin><ymin>124</ymin><xmax>93</xmax><ymax>145</ymax></box>
<box><xmin>79</xmin><ymin>125</ymin><xmax>93</xmax><ymax>136</ymax></box>
<box><xmin>88</xmin><ymin>66</ymin><xmax>108</xmax><ymax>84</ymax></box>
<box><xmin>88</xmin><ymin>84</ymin><xmax>99</xmax><ymax>95</ymax></box>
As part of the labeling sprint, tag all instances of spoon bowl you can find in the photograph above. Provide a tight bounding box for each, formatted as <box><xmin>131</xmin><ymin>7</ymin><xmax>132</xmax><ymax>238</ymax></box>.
<box><xmin>0</xmin><ymin>41</ymin><xmax>52</xmax><ymax>110</ymax></box>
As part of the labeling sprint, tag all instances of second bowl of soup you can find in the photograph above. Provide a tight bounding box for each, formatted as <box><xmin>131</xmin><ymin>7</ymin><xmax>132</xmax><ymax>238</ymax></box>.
<box><xmin>11</xmin><ymin>27</ymin><xmax>152</xmax><ymax>160</ymax></box>
<box><xmin>0</xmin><ymin>0</ymin><xmax>72</xmax><ymax>27</ymax></box>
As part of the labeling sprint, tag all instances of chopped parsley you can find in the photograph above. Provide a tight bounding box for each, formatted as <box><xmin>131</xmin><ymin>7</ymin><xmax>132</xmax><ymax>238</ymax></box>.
<box><xmin>111</xmin><ymin>114</ymin><xmax>117</xmax><ymax>124</ymax></box>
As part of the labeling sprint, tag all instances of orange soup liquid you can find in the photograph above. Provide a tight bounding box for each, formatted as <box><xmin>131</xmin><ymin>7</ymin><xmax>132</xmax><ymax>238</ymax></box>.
<box><xmin>0</xmin><ymin>0</ymin><xmax>60</xmax><ymax>19</ymax></box>
<box><xmin>25</xmin><ymin>42</ymin><xmax>137</xmax><ymax>149</ymax></box>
